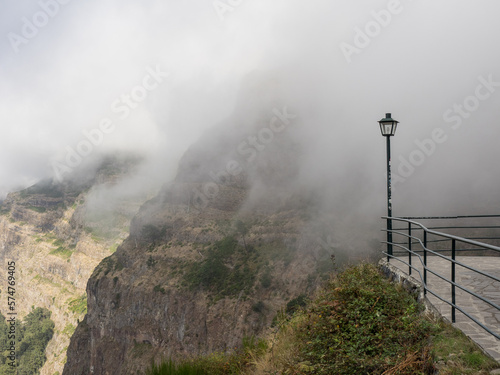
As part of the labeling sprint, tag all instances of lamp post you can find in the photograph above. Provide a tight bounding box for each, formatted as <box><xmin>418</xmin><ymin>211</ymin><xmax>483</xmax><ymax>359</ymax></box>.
<box><xmin>378</xmin><ymin>113</ymin><xmax>399</xmax><ymax>262</ymax></box>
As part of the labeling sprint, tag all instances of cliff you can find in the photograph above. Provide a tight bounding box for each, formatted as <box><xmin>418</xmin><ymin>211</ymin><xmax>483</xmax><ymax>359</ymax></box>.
<box><xmin>63</xmin><ymin>77</ymin><xmax>345</xmax><ymax>374</ymax></box>
<box><xmin>0</xmin><ymin>155</ymin><xmax>154</xmax><ymax>375</ymax></box>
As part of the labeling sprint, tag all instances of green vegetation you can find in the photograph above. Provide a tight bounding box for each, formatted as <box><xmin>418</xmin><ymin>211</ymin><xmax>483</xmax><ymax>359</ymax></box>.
<box><xmin>0</xmin><ymin>307</ymin><xmax>54</xmax><ymax>375</ymax></box>
<box><xmin>20</xmin><ymin>181</ymin><xmax>64</xmax><ymax>198</ymax></box>
<box><xmin>26</xmin><ymin>206</ymin><xmax>47</xmax><ymax>213</ymax></box>
<box><xmin>181</xmin><ymin>235</ymin><xmax>312</xmax><ymax>301</ymax></box>
<box><xmin>147</xmin><ymin>360</ymin><xmax>205</xmax><ymax>375</ymax></box>
<box><xmin>285</xmin><ymin>294</ymin><xmax>308</xmax><ymax>315</ymax></box>
<box><xmin>142</xmin><ymin>224</ymin><xmax>167</xmax><ymax>245</ymax></box>
<box><xmin>431</xmin><ymin>320</ymin><xmax>498</xmax><ymax>374</ymax></box>
<box><xmin>234</xmin><ymin>220</ymin><xmax>249</xmax><ymax>252</ymax></box>
<box><xmin>68</xmin><ymin>295</ymin><xmax>87</xmax><ymax>315</ymax></box>
<box><xmin>149</xmin><ymin>263</ymin><xmax>499</xmax><ymax>374</ymax></box>
<box><xmin>62</xmin><ymin>323</ymin><xmax>76</xmax><ymax>337</ymax></box>
<box><xmin>259</xmin><ymin>267</ymin><xmax>272</xmax><ymax>289</ymax></box>
<box><xmin>146</xmin><ymin>337</ymin><xmax>267</xmax><ymax>375</ymax></box>
<box><xmin>147</xmin><ymin>256</ymin><xmax>157</xmax><ymax>268</ymax></box>
<box><xmin>33</xmin><ymin>275</ymin><xmax>62</xmax><ymax>289</ymax></box>
<box><xmin>110</xmin><ymin>243</ymin><xmax>119</xmax><ymax>253</ymax></box>
<box><xmin>49</xmin><ymin>246</ymin><xmax>73</xmax><ymax>259</ymax></box>
<box><xmin>184</xmin><ymin>236</ymin><xmax>255</xmax><ymax>299</ymax></box>
<box><xmin>153</xmin><ymin>285</ymin><xmax>166</xmax><ymax>294</ymax></box>
<box><xmin>95</xmin><ymin>255</ymin><xmax>124</xmax><ymax>276</ymax></box>
<box><xmin>294</xmin><ymin>263</ymin><xmax>436</xmax><ymax>374</ymax></box>
<box><xmin>52</xmin><ymin>239</ymin><xmax>64</xmax><ymax>247</ymax></box>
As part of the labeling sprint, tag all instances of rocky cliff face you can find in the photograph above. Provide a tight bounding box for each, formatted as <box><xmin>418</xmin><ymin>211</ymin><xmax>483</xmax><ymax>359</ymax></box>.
<box><xmin>0</xmin><ymin>155</ymin><xmax>153</xmax><ymax>375</ymax></box>
<box><xmin>63</xmin><ymin>81</ymin><xmax>340</xmax><ymax>374</ymax></box>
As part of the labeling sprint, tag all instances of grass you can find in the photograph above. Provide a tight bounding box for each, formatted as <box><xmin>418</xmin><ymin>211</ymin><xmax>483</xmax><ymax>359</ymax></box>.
<box><xmin>153</xmin><ymin>285</ymin><xmax>166</xmax><ymax>294</ymax></box>
<box><xmin>62</xmin><ymin>323</ymin><xmax>76</xmax><ymax>337</ymax></box>
<box><xmin>147</xmin><ymin>337</ymin><xmax>267</xmax><ymax>375</ymax></box>
<box><xmin>26</xmin><ymin>205</ymin><xmax>47</xmax><ymax>213</ymax></box>
<box><xmin>291</xmin><ymin>263</ymin><xmax>438</xmax><ymax>374</ymax></box>
<box><xmin>431</xmin><ymin>320</ymin><xmax>498</xmax><ymax>374</ymax></box>
<box><xmin>182</xmin><ymin>235</ymin><xmax>308</xmax><ymax>301</ymax></box>
<box><xmin>146</xmin><ymin>359</ymin><xmax>205</xmax><ymax>375</ymax></box>
<box><xmin>53</xmin><ymin>238</ymin><xmax>64</xmax><ymax>246</ymax></box>
<box><xmin>148</xmin><ymin>262</ymin><xmax>499</xmax><ymax>374</ymax></box>
<box><xmin>49</xmin><ymin>246</ymin><xmax>73</xmax><ymax>259</ymax></box>
<box><xmin>33</xmin><ymin>275</ymin><xmax>62</xmax><ymax>289</ymax></box>
<box><xmin>183</xmin><ymin>236</ymin><xmax>256</xmax><ymax>299</ymax></box>
<box><xmin>68</xmin><ymin>295</ymin><xmax>87</xmax><ymax>315</ymax></box>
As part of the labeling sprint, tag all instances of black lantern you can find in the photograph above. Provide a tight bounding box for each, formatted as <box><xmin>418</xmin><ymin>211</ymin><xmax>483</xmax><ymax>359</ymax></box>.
<box><xmin>379</xmin><ymin>113</ymin><xmax>399</xmax><ymax>137</ymax></box>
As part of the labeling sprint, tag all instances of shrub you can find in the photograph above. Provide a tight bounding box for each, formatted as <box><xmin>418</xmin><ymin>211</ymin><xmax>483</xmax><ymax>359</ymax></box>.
<box><xmin>0</xmin><ymin>308</ymin><xmax>54</xmax><ymax>375</ymax></box>
<box><xmin>68</xmin><ymin>295</ymin><xmax>87</xmax><ymax>315</ymax></box>
<box><xmin>153</xmin><ymin>285</ymin><xmax>166</xmax><ymax>294</ymax></box>
<box><xmin>184</xmin><ymin>236</ymin><xmax>254</xmax><ymax>298</ymax></box>
<box><xmin>297</xmin><ymin>263</ymin><xmax>437</xmax><ymax>374</ymax></box>
<box><xmin>142</xmin><ymin>224</ymin><xmax>166</xmax><ymax>244</ymax></box>
<box><xmin>285</xmin><ymin>294</ymin><xmax>308</xmax><ymax>315</ymax></box>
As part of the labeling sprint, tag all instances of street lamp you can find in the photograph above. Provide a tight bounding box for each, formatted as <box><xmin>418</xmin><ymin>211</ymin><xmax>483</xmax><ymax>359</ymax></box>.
<box><xmin>379</xmin><ymin>113</ymin><xmax>399</xmax><ymax>261</ymax></box>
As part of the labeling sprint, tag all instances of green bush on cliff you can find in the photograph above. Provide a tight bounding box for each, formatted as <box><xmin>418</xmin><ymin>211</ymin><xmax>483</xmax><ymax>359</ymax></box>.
<box><xmin>68</xmin><ymin>295</ymin><xmax>87</xmax><ymax>315</ymax></box>
<box><xmin>147</xmin><ymin>336</ymin><xmax>266</xmax><ymax>375</ymax></box>
<box><xmin>0</xmin><ymin>307</ymin><xmax>54</xmax><ymax>375</ymax></box>
<box><xmin>295</xmin><ymin>263</ymin><xmax>437</xmax><ymax>374</ymax></box>
<box><xmin>184</xmin><ymin>236</ymin><xmax>255</xmax><ymax>299</ymax></box>
<box><xmin>149</xmin><ymin>262</ymin><xmax>498</xmax><ymax>374</ymax></box>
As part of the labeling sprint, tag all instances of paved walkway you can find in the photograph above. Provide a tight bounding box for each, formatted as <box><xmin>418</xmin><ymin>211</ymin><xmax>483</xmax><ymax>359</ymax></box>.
<box><xmin>393</xmin><ymin>256</ymin><xmax>500</xmax><ymax>361</ymax></box>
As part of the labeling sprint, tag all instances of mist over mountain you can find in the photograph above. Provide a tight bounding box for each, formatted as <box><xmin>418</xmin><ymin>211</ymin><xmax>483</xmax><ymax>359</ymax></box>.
<box><xmin>1</xmin><ymin>1</ymin><xmax>500</xmax><ymax>215</ymax></box>
<box><xmin>1</xmin><ymin>1</ymin><xmax>500</xmax><ymax>373</ymax></box>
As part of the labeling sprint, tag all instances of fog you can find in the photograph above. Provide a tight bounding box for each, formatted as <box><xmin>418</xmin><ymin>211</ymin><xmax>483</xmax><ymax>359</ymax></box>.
<box><xmin>1</xmin><ymin>0</ymin><xmax>500</xmax><ymax>228</ymax></box>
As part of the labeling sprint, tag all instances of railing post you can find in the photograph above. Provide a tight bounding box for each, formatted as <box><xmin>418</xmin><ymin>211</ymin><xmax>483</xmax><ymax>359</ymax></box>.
<box><xmin>408</xmin><ymin>222</ymin><xmax>412</xmax><ymax>275</ymax></box>
<box><xmin>452</xmin><ymin>239</ymin><xmax>456</xmax><ymax>323</ymax></box>
<box><xmin>423</xmin><ymin>231</ymin><xmax>427</xmax><ymax>296</ymax></box>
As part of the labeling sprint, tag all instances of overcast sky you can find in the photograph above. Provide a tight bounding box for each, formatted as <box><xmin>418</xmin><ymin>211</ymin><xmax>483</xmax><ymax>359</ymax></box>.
<box><xmin>1</xmin><ymin>0</ymin><xmax>499</xmax><ymax>216</ymax></box>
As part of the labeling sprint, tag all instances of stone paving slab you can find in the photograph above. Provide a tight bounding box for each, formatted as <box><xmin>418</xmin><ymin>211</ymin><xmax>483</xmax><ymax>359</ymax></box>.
<box><xmin>394</xmin><ymin>256</ymin><xmax>500</xmax><ymax>361</ymax></box>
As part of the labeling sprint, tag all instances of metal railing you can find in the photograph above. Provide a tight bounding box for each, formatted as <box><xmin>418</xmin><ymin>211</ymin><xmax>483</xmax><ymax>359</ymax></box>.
<box><xmin>382</xmin><ymin>215</ymin><xmax>500</xmax><ymax>340</ymax></box>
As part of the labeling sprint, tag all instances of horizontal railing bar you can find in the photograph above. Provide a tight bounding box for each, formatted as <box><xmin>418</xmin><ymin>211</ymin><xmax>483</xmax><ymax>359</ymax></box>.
<box><xmin>383</xmin><ymin>216</ymin><xmax>500</xmax><ymax>341</ymax></box>
<box><xmin>385</xmin><ymin>251</ymin><xmax>500</xmax><ymax>340</ymax></box>
<box><xmin>392</xmin><ymin>239</ymin><xmax>449</xmax><ymax>245</ymax></box>
<box><xmin>390</xmin><ymin>231</ymin><xmax>499</xmax><ymax>244</ymax></box>
<box><xmin>394</xmin><ymin>249</ymin><xmax>500</xmax><ymax>254</ymax></box>
<box><xmin>389</xmin><ymin>237</ymin><xmax>498</xmax><ymax>251</ymax></box>
<box><xmin>415</xmin><ymin>281</ymin><xmax>500</xmax><ymax>341</ymax></box>
<box><xmin>384</xmin><ymin>231</ymin><xmax>500</xmax><ymax>284</ymax></box>
<box><xmin>465</xmin><ymin>237</ymin><xmax>500</xmax><ymax>240</ymax></box>
<box><xmin>393</xmin><ymin>227</ymin><xmax>423</xmax><ymax>231</ymax></box>
<box><xmin>383</xmin><ymin>218</ymin><xmax>500</xmax><ymax>253</ymax></box>
<box><xmin>400</xmin><ymin>215</ymin><xmax>500</xmax><ymax>220</ymax></box>
<box><xmin>424</xmin><ymin>267</ymin><xmax>500</xmax><ymax>310</ymax></box>
<box><xmin>389</xmin><ymin>245</ymin><xmax>500</xmax><ymax>285</ymax></box>
<box><xmin>428</xmin><ymin>226</ymin><xmax>500</xmax><ymax>230</ymax></box>
<box><xmin>385</xmin><ymin>245</ymin><xmax>500</xmax><ymax>315</ymax></box>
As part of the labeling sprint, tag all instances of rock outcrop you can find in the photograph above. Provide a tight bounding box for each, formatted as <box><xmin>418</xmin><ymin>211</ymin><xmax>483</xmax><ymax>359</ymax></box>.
<box><xmin>63</xmin><ymin>75</ymin><xmax>353</xmax><ymax>374</ymax></box>
<box><xmin>62</xmin><ymin>90</ymin><xmax>340</xmax><ymax>374</ymax></box>
<box><xmin>0</xmin><ymin>155</ymin><xmax>153</xmax><ymax>375</ymax></box>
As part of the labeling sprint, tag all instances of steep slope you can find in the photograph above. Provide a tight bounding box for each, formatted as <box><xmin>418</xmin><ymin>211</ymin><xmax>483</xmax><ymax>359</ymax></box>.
<box><xmin>64</xmin><ymin>75</ymin><xmax>354</xmax><ymax>374</ymax></box>
<box><xmin>0</xmin><ymin>155</ymin><xmax>154</xmax><ymax>375</ymax></box>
